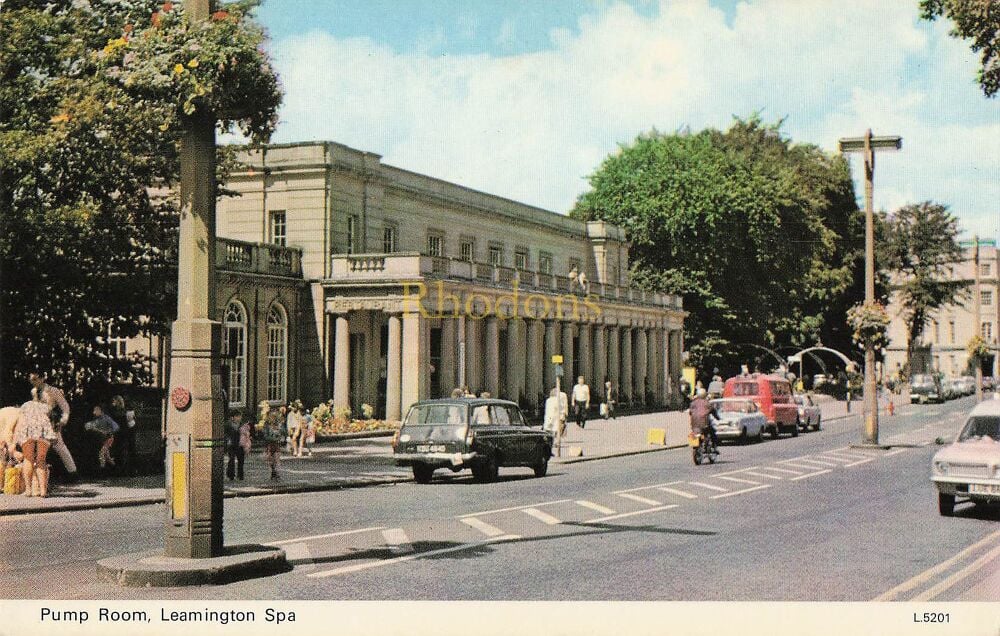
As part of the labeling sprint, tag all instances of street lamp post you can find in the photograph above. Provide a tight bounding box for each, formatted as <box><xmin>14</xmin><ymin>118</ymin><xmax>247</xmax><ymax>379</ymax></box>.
<box><xmin>839</xmin><ymin>130</ymin><xmax>901</xmax><ymax>447</ymax></box>
<box><xmin>973</xmin><ymin>236</ymin><xmax>983</xmax><ymax>403</ymax></box>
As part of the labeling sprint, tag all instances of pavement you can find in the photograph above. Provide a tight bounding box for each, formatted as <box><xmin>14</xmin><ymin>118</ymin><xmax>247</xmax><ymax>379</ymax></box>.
<box><xmin>0</xmin><ymin>394</ymin><xmax>879</xmax><ymax>516</ymax></box>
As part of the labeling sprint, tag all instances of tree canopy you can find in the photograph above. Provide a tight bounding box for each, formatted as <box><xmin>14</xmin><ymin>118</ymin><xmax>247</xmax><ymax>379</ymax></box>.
<box><xmin>879</xmin><ymin>201</ymin><xmax>967</xmax><ymax>372</ymax></box>
<box><xmin>571</xmin><ymin>117</ymin><xmax>865</xmax><ymax>378</ymax></box>
<box><xmin>0</xmin><ymin>0</ymin><xmax>281</xmax><ymax>401</ymax></box>
<box><xmin>921</xmin><ymin>0</ymin><xmax>1000</xmax><ymax>98</ymax></box>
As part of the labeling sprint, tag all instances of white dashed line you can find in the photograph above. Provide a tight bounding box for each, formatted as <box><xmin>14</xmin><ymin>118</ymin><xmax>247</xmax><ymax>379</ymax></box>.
<box><xmin>884</xmin><ymin>448</ymin><xmax>909</xmax><ymax>457</ymax></box>
<box><xmin>790</xmin><ymin>469</ymin><xmax>832</xmax><ymax>481</ymax></box>
<box><xmin>613</xmin><ymin>481</ymin><xmax>684</xmax><ymax>494</ymax></box>
<box><xmin>267</xmin><ymin>526</ymin><xmax>386</xmax><ymax>546</ymax></box>
<box><xmin>460</xmin><ymin>517</ymin><xmax>508</xmax><ymax>538</ymax></box>
<box><xmin>754</xmin><ymin>466</ymin><xmax>803</xmax><ymax>475</ymax></box>
<box><xmin>456</xmin><ymin>499</ymin><xmax>573</xmax><ymax>518</ymax></box>
<box><xmin>308</xmin><ymin>535</ymin><xmax>520</xmax><ymax>578</ymax></box>
<box><xmin>710</xmin><ymin>485</ymin><xmax>771</xmax><ymax>499</ymax></box>
<box><xmin>382</xmin><ymin>528</ymin><xmax>414</xmax><ymax>555</ymax></box>
<box><xmin>522</xmin><ymin>508</ymin><xmax>562</xmax><ymax>525</ymax></box>
<box><xmin>687</xmin><ymin>482</ymin><xmax>729</xmax><ymax>492</ymax></box>
<box><xmin>584</xmin><ymin>505</ymin><xmax>679</xmax><ymax>524</ymax></box>
<box><xmin>282</xmin><ymin>542</ymin><xmax>316</xmax><ymax>570</ymax></box>
<box><xmin>575</xmin><ymin>500</ymin><xmax>616</xmax><ymax>515</ymax></box>
<box><xmin>781</xmin><ymin>461</ymin><xmax>832</xmax><ymax>471</ymax></box>
<box><xmin>793</xmin><ymin>457</ymin><xmax>842</xmax><ymax>467</ymax></box>
<box><xmin>844</xmin><ymin>458</ymin><xmax>875</xmax><ymax>467</ymax></box>
<box><xmin>657</xmin><ymin>487</ymin><xmax>699</xmax><ymax>499</ymax></box>
<box><xmin>715</xmin><ymin>475</ymin><xmax>761</xmax><ymax>485</ymax></box>
<box><xmin>742</xmin><ymin>471</ymin><xmax>783</xmax><ymax>480</ymax></box>
<box><xmin>617</xmin><ymin>493</ymin><xmax>663</xmax><ymax>506</ymax></box>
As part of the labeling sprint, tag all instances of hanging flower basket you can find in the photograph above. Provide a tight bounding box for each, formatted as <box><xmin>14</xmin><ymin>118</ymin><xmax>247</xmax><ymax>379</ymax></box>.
<box><xmin>846</xmin><ymin>301</ymin><xmax>890</xmax><ymax>351</ymax></box>
<box><xmin>97</xmin><ymin>0</ymin><xmax>281</xmax><ymax>143</ymax></box>
<box><xmin>967</xmin><ymin>335</ymin><xmax>990</xmax><ymax>361</ymax></box>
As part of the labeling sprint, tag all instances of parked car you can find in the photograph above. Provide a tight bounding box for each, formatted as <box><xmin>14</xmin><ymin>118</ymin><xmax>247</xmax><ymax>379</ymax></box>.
<box><xmin>983</xmin><ymin>376</ymin><xmax>997</xmax><ymax>392</ymax></box>
<box><xmin>392</xmin><ymin>398</ymin><xmax>553</xmax><ymax>484</ymax></box>
<box><xmin>958</xmin><ymin>376</ymin><xmax>977</xmax><ymax>396</ymax></box>
<box><xmin>931</xmin><ymin>399</ymin><xmax>1000</xmax><ymax>516</ymax></box>
<box><xmin>910</xmin><ymin>373</ymin><xmax>943</xmax><ymax>404</ymax></box>
<box><xmin>812</xmin><ymin>374</ymin><xmax>828</xmax><ymax>388</ymax></box>
<box><xmin>723</xmin><ymin>374</ymin><xmax>799</xmax><ymax>438</ymax></box>
<box><xmin>709</xmin><ymin>398</ymin><xmax>766</xmax><ymax>443</ymax></box>
<box><xmin>792</xmin><ymin>394</ymin><xmax>822</xmax><ymax>432</ymax></box>
<box><xmin>941</xmin><ymin>378</ymin><xmax>961</xmax><ymax>401</ymax></box>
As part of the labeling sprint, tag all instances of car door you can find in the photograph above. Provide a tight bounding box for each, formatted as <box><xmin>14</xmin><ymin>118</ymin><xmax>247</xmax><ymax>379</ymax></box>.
<box><xmin>506</xmin><ymin>404</ymin><xmax>540</xmax><ymax>463</ymax></box>
<box><xmin>489</xmin><ymin>405</ymin><xmax>516</xmax><ymax>465</ymax></box>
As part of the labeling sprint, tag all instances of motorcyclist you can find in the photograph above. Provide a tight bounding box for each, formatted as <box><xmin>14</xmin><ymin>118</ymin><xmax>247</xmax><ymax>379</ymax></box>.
<box><xmin>688</xmin><ymin>388</ymin><xmax>720</xmax><ymax>449</ymax></box>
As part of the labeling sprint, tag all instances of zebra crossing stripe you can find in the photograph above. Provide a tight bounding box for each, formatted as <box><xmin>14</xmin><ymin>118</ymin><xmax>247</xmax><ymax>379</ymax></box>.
<box><xmin>715</xmin><ymin>475</ymin><xmax>761</xmax><ymax>485</ymax></box>
<box><xmin>657</xmin><ymin>487</ymin><xmax>698</xmax><ymax>499</ymax></box>
<box><xmin>617</xmin><ymin>493</ymin><xmax>663</xmax><ymax>506</ymax></box>
<box><xmin>382</xmin><ymin>528</ymin><xmax>414</xmax><ymax>554</ymax></box>
<box><xmin>686</xmin><ymin>481</ymin><xmax>729</xmax><ymax>492</ymax></box>
<box><xmin>523</xmin><ymin>508</ymin><xmax>562</xmax><ymax>525</ymax></box>
<box><xmin>460</xmin><ymin>517</ymin><xmax>507</xmax><ymax>538</ymax></box>
<box><xmin>575</xmin><ymin>500</ymin><xmax>616</xmax><ymax>515</ymax></box>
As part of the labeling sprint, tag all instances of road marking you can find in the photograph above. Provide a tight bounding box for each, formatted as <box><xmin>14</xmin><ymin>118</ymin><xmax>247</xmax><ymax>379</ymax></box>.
<box><xmin>913</xmin><ymin>544</ymin><xmax>1000</xmax><ymax>601</ymax></box>
<box><xmin>714</xmin><ymin>475</ymin><xmax>761</xmax><ymax>485</ymax></box>
<box><xmin>708</xmin><ymin>466</ymin><xmax>761</xmax><ymax>477</ymax></box>
<box><xmin>617</xmin><ymin>493</ymin><xmax>663</xmax><ymax>506</ymax></box>
<box><xmin>522</xmin><ymin>508</ymin><xmax>562</xmax><ymax>525</ymax></box>
<box><xmin>267</xmin><ymin>526</ymin><xmax>386</xmax><ymax>546</ymax></box>
<box><xmin>686</xmin><ymin>482</ymin><xmax>729</xmax><ymax>492</ymax></box>
<box><xmin>461</xmin><ymin>517</ymin><xmax>508</xmax><ymax>538</ymax></box>
<box><xmin>742</xmin><ymin>471</ymin><xmax>783</xmax><ymax>480</ymax></box>
<box><xmin>793</xmin><ymin>457</ymin><xmax>841</xmax><ymax>467</ymax></box>
<box><xmin>710</xmin><ymin>485</ymin><xmax>771</xmax><ymax>499</ymax></box>
<box><xmin>781</xmin><ymin>461</ymin><xmax>831</xmax><ymax>471</ymax></box>
<box><xmin>613</xmin><ymin>481</ymin><xmax>684</xmax><ymax>495</ymax></box>
<box><xmin>381</xmin><ymin>528</ymin><xmax>414</xmax><ymax>555</ymax></box>
<box><xmin>657</xmin><ymin>487</ymin><xmax>699</xmax><ymax>499</ymax></box>
<box><xmin>754</xmin><ymin>466</ymin><xmax>803</xmax><ymax>475</ymax></box>
<box><xmin>884</xmin><ymin>448</ymin><xmax>909</xmax><ymax>457</ymax></box>
<box><xmin>873</xmin><ymin>529</ymin><xmax>1000</xmax><ymax>601</ymax></box>
<box><xmin>844</xmin><ymin>458</ymin><xmax>875</xmax><ymax>468</ymax></box>
<box><xmin>789</xmin><ymin>469</ymin><xmax>832</xmax><ymax>481</ymax></box>
<box><xmin>813</xmin><ymin>455</ymin><xmax>856</xmax><ymax>465</ymax></box>
<box><xmin>308</xmin><ymin>535</ymin><xmax>520</xmax><ymax>578</ymax></box>
<box><xmin>282</xmin><ymin>542</ymin><xmax>316</xmax><ymax>570</ymax></box>
<box><xmin>819</xmin><ymin>452</ymin><xmax>869</xmax><ymax>462</ymax></box>
<box><xmin>575</xmin><ymin>500</ymin><xmax>616</xmax><ymax>515</ymax></box>
<box><xmin>584</xmin><ymin>504</ymin><xmax>679</xmax><ymax>524</ymax></box>
<box><xmin>456</xmin><ymin>498</ymin><xmax>573</xmax><ymax>518</ymax></box>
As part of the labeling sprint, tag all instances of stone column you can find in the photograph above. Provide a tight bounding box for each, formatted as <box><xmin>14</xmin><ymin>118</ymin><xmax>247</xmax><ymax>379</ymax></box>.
<box><xmin>465</xmin><ymin>317</ymin><xmax>483</xmax><ymax>394</ymax></box>
<box><xmin>593</xmin><ymin>325</ymin><xmax>607</xmax><ymax>386</ymax></box>
<box><xmin>333</xmin><ymin>314</ymin><xmax>351</xmax><ymax>410</ymax></box>
<box><xmin>621</xmin><ymin>326</ymin><xmax>633</xmax><ymax>403</ymax></box>
<box><xmin>385</xmin><ymin>314</ymin><xmax>402</xmax><ymax>421</ymax></box>
<box><xmin>526</xmin><ymin>320</ymin><xmax>544</xmax><ymax>407</ymax></box>
<box><xmin>647</xmin><ymin>328</ymin><xmax>659</xmax><ymax>405</ymax></box>
<box><xmin>561</xmin><ymin>322</ymin><xmax>575</xmax><ymax>385</ymax></box>
<box><xmin>484</xmin><ymin>316</ymin><xmax>500</xmax><ymax>397</ymax></box>
<box><xmin>543</xmin><ymin>320</ymin><xmax>560</xmax><ymax>392</ymax></box>
<box><xmin>506</xmin><ymin>320</ymin><xmax>524</xmax><ymax>404</ymax></box>
<box><xmin>669</xmin><ymin>329</ymin><xmax>682</xmax><ymax>401</ymax></box>
<box><xmin>636</xmin><ymin>328</ymin><xmax>648</xmax><ymax>405</ymax></box>
<box><xmin>578</xmin><ymin>323</ymin><xmax>592</xmax><ymax>387</ymax></box>
<box><xmin>659</xmin><ymin>329</ymin><xmax>670</xmax><ymax>404</ymax></box>
<box><xmin>608</xmin><ymin>325</ymin><xmax>621</xmax><ymax>392</ymax></box>
<box><xmin>439</xmin><ymin>317</ymin><xmax>457</xmax><ymax>396</ymax></box>
<box><xmin>401</xmin><ymin>312</ymin><xmax>427</xmax><ymax>413</ymax></box>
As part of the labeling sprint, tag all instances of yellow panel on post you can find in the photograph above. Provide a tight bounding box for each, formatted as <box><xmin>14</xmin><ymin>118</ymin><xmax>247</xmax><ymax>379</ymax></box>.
<box><xmin>171</xmin><ymin>452</ymin><xmax>187</xmax><ymax>520</ymax></box>
<box><xmin>647</xmin><ymin>428</ymin><xmax>666</xmax><ymax>445</ymax></box>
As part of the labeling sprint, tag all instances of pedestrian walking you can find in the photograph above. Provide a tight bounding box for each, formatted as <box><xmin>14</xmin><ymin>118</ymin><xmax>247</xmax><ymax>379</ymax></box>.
<box><xmin>543</xmin><ymin>387</ymin><xmax>568</xmax><ymax>440</ymax></box>
<box><xmin>603</xmin><ymin>380</ymin><xmax>616</xmax><ymax>420</ymax></box>
<box><xmin>27</xmin><ymin>372</ymin><xmax>77</xmax><ymax>482</ymax></box>
<box><xmin>225</xmin><ymin>409</ymin><xmax>245</xmax><ymax>481</ymax></box>
<box><xmin>287</xmin><ymin>400</ymin><xmax>305</xmax><ymax>457</ymax></box>
<box><xmin>16</xmin><ymin>381</ymin><xmax>59</xmax><ymax>497</ymax></box>
<box><xmin>301</xmin><ymin>413</ymin><xmax>315</xmax><ymax>457</ymax></box>
<box><xmin>109</xmin><ymin>395</ymin><xmax>136</xmax><ymax>475</ymax></box>
<box><xmin>84</xmin><ymin>405</ymin><xmax>119</xmax><ymax>469</ymax></box>
<box><xmin>572</xmin><ymin>376</ymin><xmax>590</xmax><ymax>429</ymax></box>
<box><xmin>262</xmin><ymin>407</ymin><xmax>286</xmax><ymax>480</ymax></box>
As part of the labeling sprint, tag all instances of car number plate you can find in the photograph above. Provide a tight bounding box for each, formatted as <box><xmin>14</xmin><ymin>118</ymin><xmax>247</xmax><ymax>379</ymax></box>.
<box><xmin>969</xmin><ymin>483</ymin><xmax>1000</xmax><ymax>495</ymax></box>
<box><xmin>417</xmin><ymin>444</ymin><xmax>446</xmax><ymax>453</ymax></box>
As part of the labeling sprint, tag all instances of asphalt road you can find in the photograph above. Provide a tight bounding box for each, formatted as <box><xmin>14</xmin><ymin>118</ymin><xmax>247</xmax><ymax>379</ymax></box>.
<box><xmin>3</xmin><ymin>395</ymin><xmax>997</xmax><ymax>601</ymax></box>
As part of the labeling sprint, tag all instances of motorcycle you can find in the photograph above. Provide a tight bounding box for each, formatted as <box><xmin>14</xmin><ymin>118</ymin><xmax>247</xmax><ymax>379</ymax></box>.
<box><xmin>689</xmin><ymin>430</ymin><xmax>719</xmax><ymax>465</ymax></box>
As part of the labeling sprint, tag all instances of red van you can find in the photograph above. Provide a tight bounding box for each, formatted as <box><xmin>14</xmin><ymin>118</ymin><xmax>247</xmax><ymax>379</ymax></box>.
<box><xmin>723</xmin><ymin>374</ymin><xmax>799</xmax><ymax>438</ymax></box>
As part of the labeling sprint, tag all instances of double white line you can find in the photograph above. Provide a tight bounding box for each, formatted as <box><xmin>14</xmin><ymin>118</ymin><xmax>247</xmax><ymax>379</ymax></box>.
<box><xmin>874</xmin><ymin>528</ymin><xmax>1000</xmax><ymax>601</ymax></box>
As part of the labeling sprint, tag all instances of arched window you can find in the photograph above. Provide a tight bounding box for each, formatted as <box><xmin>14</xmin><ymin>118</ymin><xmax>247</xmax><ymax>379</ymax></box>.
<box><xmin>224</xmin><ymin>300</ymin><xmax>248</xmax><ymax>407</ymax></box>
<box><xmin>266</xmin><ymin>303</ymin><xmax>288</xmax><ymax>403</ymax></box>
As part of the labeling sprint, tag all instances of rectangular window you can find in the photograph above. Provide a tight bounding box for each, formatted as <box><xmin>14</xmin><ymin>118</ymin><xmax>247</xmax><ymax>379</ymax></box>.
<box><xmin>269</xmin><ymin>210</ymin><xmax>287</xmax><ymax>247</ymax></box>
<box><xmin>981</xmin><ymin>263</ymin><xmax>991</xmax><ymax>277</ymax></box>
<box><xmin>427</xmin><ymin>234</ymin><xmax>443</xmax><ymax>257</ymax></box>
<box><xmin>984</xmin><ymin>322</ymin><xmax>994</xmax><ymax>341</ymax></box>
<box><xmin>489</xmin><ymin>245</ymin><xmax>503</xmax><ymax>267</ymax></box>
<box><xmin>982</xmin><ymin>290</ymin><xmax>994</xmax><ymax>306</ymax></box>
<box><xmin>538</xmin><ymin>253</ymin><xmax>553</xmax><ymax>275</ymax></box>
<box><xmin>933</xmin><ymin>321</ymin><xmax>939</xmax><ymax>344</ymax></box>
<box><xmin>346</xmin><ymin>215</ymin><xmax>359</xmax><ymax>255</ymax></box>
<box><xmin>383</xmin><ymin>225</ymin><xmax>397</xmax><ymax>253</ymax></box>
<box><xmin>460</xmin><ymin>240</ymin><xmax>475</xmax><ymax>262</ymax></box>
<box><xmin>108</xmin><ymin>336</ymin><xmax>127</xmax><ymax>359</ymax></box>
<box><xmin>949</xmin><ymin>321</ymin><xmax>955</xmax><ymax>344</ymax></box>
<box><xmin>514</xmin><ymin>250</ymin><xmax>529</xmax><ymax>271</ymax></box>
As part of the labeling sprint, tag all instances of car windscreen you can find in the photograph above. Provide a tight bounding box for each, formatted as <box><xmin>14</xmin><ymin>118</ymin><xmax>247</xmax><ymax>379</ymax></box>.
<box><xmin>404</xmin><ymin>404</ymin><xmax>467</xmax><ymax>427</ymax></box>
<box><xmin>958</xmin><ymin>416</ymin><xmax>1000</xmax><ymax>442</ymax></box>
<box><xmin>713</xmin><ymin>400</ymin><xmax>753</xmax><ymax>413</ymax></box>
<box><xmin>731</xmin><ymin>383</ymin><xmax>758</xmax><ymax>397</ymax></box>
<box><xmin>911</xmin><ymin>374</ymin><xmax>934</xmax><ymax>386</ymax></box>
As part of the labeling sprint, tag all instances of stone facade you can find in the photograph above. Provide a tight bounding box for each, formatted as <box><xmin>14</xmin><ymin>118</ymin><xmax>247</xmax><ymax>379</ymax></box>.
<box><xmin>151</xmin><ymin>140</ymin><xmax>686</xmax><ymax>420</ymax></box>
<box><xmin>885</xmin><ymin>239</ymin><xmax>999</xmax><ymax>379</ymax></box>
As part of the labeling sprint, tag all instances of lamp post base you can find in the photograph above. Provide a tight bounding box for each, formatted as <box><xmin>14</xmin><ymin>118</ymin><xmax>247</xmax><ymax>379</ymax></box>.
<box><xmin>97</xmin><ymin>544</ymin><xmax>289</xmax><ymax>587</ymax></box>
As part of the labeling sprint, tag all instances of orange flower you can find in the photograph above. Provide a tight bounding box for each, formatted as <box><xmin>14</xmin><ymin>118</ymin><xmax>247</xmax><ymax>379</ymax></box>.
<box><xmin>211</xmin><ymin>10</ymin><xmax>229</xmax><ymax>21</ymax></box>
<box><xmin>162</xmin><ymin>1</ymin><xmax>173</xmax><ymax>12</ymax></box>
<box><xmin>151</xmin><ymin>11</ymin><xmax>161</xmax><ymax>27</ymax></box>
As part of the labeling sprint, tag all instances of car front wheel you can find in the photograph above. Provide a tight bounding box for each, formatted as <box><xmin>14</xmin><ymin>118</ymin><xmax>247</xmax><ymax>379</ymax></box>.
<box><xmin>811</xmin><ymin>416</ymin><xmax>821</xmax><ymax>432</ymax></box>
<box><xmin>790</xmin><ymin>420</ymin><xmax>799</xmax><ymax>437</ymax></box>
<box><xmin>938</xmin><ymin>492</ymin><xmax>955</xmax><ymax>516</ymax></box>
<box><xmin>472</xmin><ymin>455</ymin><xmax>499</xmax><ymax>483</ymax></box>
<box><xmin>533</xmin><ymin>453</ymin><xmax>549</xmax><ymax>478</ymax></box>
<box><xmin>412</xmin><ymin>463</ymin><xmax>435</xmax><ymax>484</ymax></box>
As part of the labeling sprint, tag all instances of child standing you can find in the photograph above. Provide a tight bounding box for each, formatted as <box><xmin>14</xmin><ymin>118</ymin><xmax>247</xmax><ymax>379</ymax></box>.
<box><xmin>84</xmin><ymin>405</ymin><xmax>119</xmax><ymax>469</ymax></box>
<box><xmin>225</xmin><ymin>409</ymin><xmax>245</xmax><ymax>481</ymax></box>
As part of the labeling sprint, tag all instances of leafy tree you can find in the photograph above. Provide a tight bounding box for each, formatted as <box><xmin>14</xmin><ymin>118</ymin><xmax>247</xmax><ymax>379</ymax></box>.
<box><xmin>879</xmin><ymin>201</ymin><xmax>967</xmax><ymax>372</ymax></box>
<box><xmin>572</xmin><ymin>117</ymin><xmax>864</xmax><ymax>379</ymax></box>
<box><xmin>0</xmin><ymin>0</ymin><xmax>280</xmax><ymax>402</ymax></box>
<box><xmin>921</xmin><ymin>0</ymin><xmax>1000</xmax><ymax>98</ymax></box>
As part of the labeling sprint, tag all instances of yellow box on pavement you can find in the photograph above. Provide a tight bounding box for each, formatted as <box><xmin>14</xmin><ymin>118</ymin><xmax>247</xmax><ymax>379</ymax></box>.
<box><xmin>647</xmin><ymin>428</ymin><xmax>667</xmax><ymax>445</ymax></box>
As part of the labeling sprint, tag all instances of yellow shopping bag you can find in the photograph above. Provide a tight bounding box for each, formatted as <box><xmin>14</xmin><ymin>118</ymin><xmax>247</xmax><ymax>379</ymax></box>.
<box><xmin>4</xmin><ymin>465</ymin><xmax>25</xmax><ymax>495</ymax></box>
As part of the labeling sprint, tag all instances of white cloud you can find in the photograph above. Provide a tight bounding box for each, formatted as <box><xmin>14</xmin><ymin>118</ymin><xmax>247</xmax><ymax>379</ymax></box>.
<box><xmin>269</xmin><ymin>0</ymin><xmax>998</xmax><ymax>241</ymax></box>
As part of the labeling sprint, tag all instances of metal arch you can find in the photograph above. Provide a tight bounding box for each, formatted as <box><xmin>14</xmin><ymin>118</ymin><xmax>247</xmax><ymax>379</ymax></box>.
<box><xmin>776</xmin><ymin>346</ymin><xmax>829</xmax><ymax>375</ymax></box>
<box><xmin>794</xmin><ymin>346</ymin><xmax>855</xmax><ymax>369</ymax></box>
<box><xmin>733</xmin><ymin>343</ymin><xmax>787</xmax><ymax>369</ymax></box>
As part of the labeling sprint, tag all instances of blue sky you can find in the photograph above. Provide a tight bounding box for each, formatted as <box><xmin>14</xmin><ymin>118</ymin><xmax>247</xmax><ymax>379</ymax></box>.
<box><xmin>252</xmin><ymin>0</ymin><xmax>998</xmax><ymax>241</ymax></box>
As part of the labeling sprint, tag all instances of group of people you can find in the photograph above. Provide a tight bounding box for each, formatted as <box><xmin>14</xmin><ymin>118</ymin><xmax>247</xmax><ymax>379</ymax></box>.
<box><xmin>249</xmin><ymin>400</ymin><xmax>316</xmax><ymax>481</ymax></box>
<box><xmin>541</xmin><ymin>376</ymin><xmax>619</xmax><ymax>439</ymax></box>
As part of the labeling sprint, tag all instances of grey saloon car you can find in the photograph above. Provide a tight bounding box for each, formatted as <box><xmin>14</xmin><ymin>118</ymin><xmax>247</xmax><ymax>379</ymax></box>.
<box><xmin>392</xmin><ymin>398</ymin><xmax>554</xmax><ymax>483</ymax></box>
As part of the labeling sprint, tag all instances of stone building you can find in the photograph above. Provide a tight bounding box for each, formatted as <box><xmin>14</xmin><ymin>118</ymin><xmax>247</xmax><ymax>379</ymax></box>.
<box><xmin>885</xmin><ymin>238</ymin><xmax>999</xmax><ymax>378</ymax></box>
<box><xmin>143</xmin><ymin>141</ymin><xmax>686</xmax><ymax>420</ymax></box>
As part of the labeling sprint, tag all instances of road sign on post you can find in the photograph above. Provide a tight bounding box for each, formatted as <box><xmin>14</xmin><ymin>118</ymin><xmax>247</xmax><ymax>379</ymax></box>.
<box><xmin>552</xmin><ymin>355</ymin><xmax>563</xmax><ymax>364</ymax></box>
